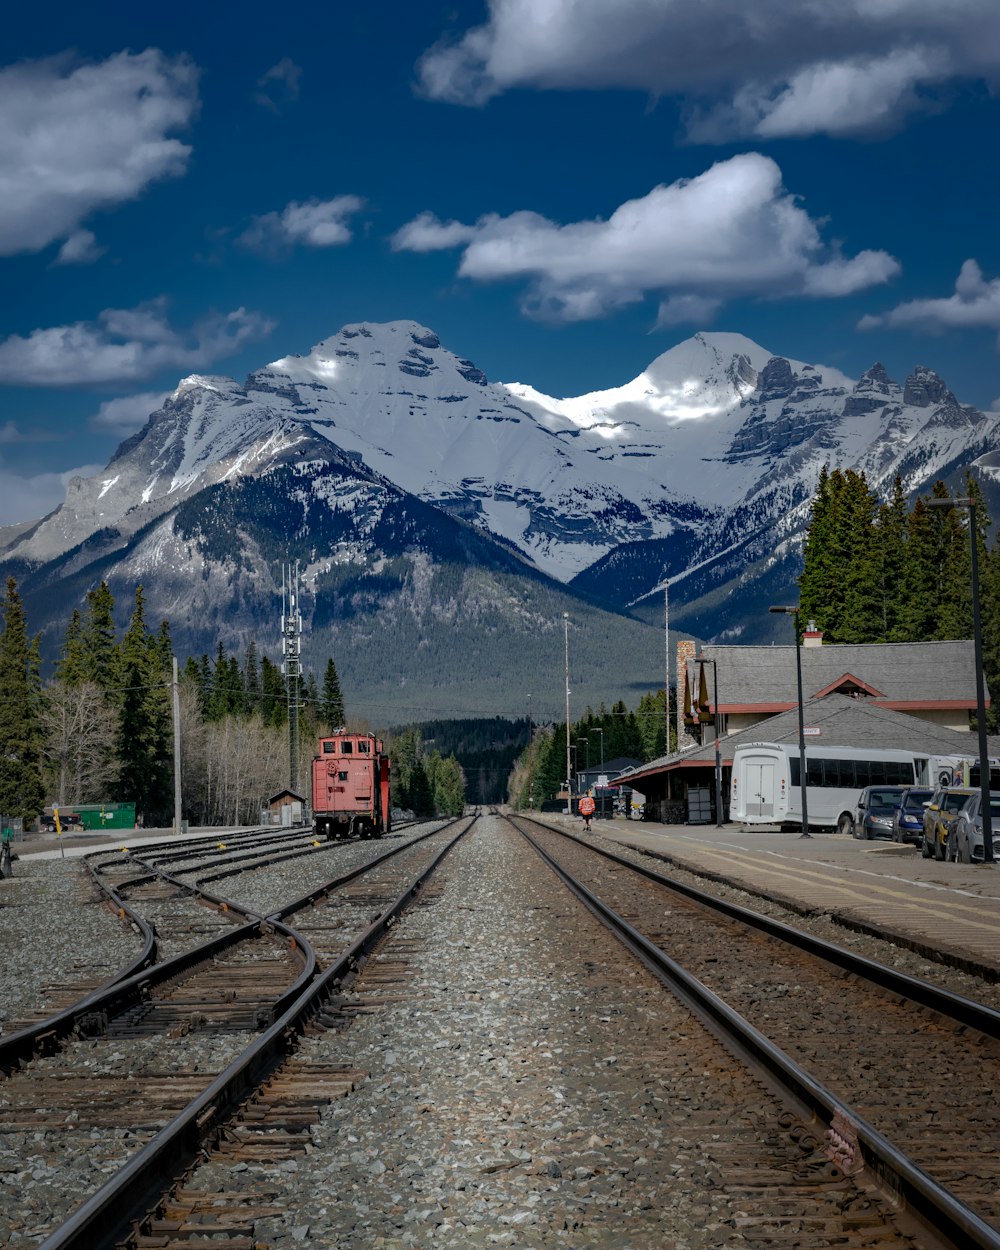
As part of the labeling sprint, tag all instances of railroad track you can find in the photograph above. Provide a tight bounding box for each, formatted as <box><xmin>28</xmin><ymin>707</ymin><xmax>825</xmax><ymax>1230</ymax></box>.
<box><xmin>1</xmin><ymin>816</ymin><xmax>473</xmax><ymax>1250</ymax></box>
<box><xmin>511</xmin><ymin>812</ymin><xmax>1000</xmax><ymax>1249</ymax></box>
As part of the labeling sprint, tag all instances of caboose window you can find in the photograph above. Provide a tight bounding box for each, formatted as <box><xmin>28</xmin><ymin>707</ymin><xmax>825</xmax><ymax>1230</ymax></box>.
<box><xmin>358</xmin><ymin>740</ymin><xmax>370</xmax><ymax>753</ymax></box>
<box><xmin>323</xmin><ymin>741</ymin><xmax>336</xmax><ymax>754</ymax></box>
<box><xmin>342</xmin><ymin>741</ymin><xmax>353</xmax><ymax>754</ymax></box>
<box><xmin>338</xmin><ymin>771</ymin><xmax>348</xmax><ymax>781</ymax></box>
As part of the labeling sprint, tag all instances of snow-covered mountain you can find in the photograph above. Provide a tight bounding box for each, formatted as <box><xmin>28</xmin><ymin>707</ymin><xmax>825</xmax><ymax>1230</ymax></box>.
<box><xmin>3</xmin><ymin>319</ymin><xmax>998</xmax><ymax>699</ymax></box>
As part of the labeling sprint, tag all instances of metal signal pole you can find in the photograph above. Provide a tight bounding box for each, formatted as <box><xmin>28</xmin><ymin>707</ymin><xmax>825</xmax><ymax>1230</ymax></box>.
<box><xmin>564</xmin><ymin>612</ymin><xmax>572</xmax><ymax>814</ymax></box>
<box><xmin>282</xmin><ymin>562</ymin><xmax>303</xmax><ymax>793</ymax></box>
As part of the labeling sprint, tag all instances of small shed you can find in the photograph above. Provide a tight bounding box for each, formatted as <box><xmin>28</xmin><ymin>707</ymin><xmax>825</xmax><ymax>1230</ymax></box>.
<box><xmin>267</xmin><ymin>789</ymin><xmax>305</xmax><ymax>827</ymax></box>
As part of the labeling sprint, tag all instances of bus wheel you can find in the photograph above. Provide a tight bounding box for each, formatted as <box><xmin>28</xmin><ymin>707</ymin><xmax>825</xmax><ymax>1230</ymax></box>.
<box><xmin>837</xmin><ymin>813</ymin><xmax>854</xmax><ymax>836</ymax></box>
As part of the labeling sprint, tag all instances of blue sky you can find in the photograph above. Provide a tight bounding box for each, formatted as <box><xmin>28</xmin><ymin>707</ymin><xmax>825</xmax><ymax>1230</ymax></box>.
<box><xmin>2</xmin><ymin>0</ymin><xmax>1000</xmax><ymax>524</ymax></box>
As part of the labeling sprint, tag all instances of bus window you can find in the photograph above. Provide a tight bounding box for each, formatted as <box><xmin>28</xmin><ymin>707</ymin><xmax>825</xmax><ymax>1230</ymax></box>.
<box><xmin>868</xmin><ymin>760</ymin><xmax>888</xmax><ymax>785</ymax></box>
<box><xmin>807</xmin><ymin>759</ymin><xmax>823</xmax><ymax>788</ymax></box>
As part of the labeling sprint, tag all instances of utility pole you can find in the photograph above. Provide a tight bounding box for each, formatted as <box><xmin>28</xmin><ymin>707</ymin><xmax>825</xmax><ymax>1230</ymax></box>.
<box><xmin>664</xmin><ymin>583</ymin><xmax>670</xmax><ymax>754</ymax></box>
<box><xmin>564</xmin><ymin>612</ymin><xmax>571</xmax><ymax>814</ymax></box>
<box><xmin>281</xmin><ymin>562</ymin><xmax>303</xmax><ymax>793</ymax></box>
<box><xmin>172</xmin><ymin>656</ymin><xmax>182</xmax><ymax>835</ymax></box>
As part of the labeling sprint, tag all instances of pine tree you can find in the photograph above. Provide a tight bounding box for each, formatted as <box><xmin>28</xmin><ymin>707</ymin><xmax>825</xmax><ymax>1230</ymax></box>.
<box><xmin>0</xmin><ymin>578</ymin><xmax>45</xmax><ymax>824</ymax></box>
<box><xmin>408</xmin><ymin>758</ymin><xmax>434</xmax><ymax>817</ymax></box>
<box><xmin>321</xmin><ymin>658</ymin><xmax>346</xmax><ymax>729</ymax></box>
<box><xmin>260</xmin><ymin>655</ymin><xmax>287</xmax><ymax>727</ymax></box>
<box><xmin>82</xmin><ymin>581</ymin><xmax>119</xmax><ymax>693</ymax></box>
<box><xmin>875</xmin><ymin>476</ymin><xmax>909</xmax><ymax>641</ymax></box>
<box><xmin>116</xmin><ymin>585</ymin><xmax>172</xmax><ymax>825</ymax></box>
<box><xmin>56</xmin><ymin>610</ymin><xmax>90</xmax><ymax>686</ymax></box>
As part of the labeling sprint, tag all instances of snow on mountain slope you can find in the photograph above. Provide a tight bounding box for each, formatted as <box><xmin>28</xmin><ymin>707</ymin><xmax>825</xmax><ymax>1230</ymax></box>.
<box><xmin>4</xmin><ymin>321</ymin><xmax>1000</xmax><ymax>603</ymax></box>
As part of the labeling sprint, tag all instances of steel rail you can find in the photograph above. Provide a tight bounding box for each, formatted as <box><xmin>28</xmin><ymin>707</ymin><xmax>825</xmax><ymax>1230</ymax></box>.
<box><xmin>35</xmin><ymin>814</ymin><xmax>475</xmax><ymax>1250</ymax></box>
<box><xmin>2</xmin><ymin>820</ymin><xmax>454</xmax><ymax>1072</ymax></box>
<box><xmin>516</xmin><ymin>813</ymin><xmax>1000</xmax><ymax>1038</ymax></box>
<box><xmin>515</xmin><ymin>818</ymin><xmax>1000</xmax><ymax>1250</ymax></box>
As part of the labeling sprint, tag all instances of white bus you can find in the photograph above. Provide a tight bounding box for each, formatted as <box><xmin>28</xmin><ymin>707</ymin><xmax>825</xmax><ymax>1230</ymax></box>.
<box><xmin>731</xmin><ymin>742</ymin><xmax>918</xmax><ymax>833</ymax></box>
<box><xmin>914</xmin><ymin>753</ymin><xmax>1000</xmax><ymax>789</ymax></box>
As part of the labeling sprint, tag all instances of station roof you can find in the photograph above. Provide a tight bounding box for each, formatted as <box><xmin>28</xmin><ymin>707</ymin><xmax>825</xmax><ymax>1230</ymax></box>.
<box><xmin>621</xmin><ymin>694</ymin><xmax>1000</xmax><ymax>787</ymax></box>
<box><xmin>689</xmin><ymin>639</ymin><xmax>985</xmax><ymax>714</ymax></box>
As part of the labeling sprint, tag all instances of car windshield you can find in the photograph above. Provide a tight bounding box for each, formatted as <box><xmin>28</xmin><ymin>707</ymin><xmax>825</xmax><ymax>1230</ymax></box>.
<box><xmin>944</xmin><ymin>791</ymin><xmax>972</xmax><ymax>811</ymax></box>
<box><xmin>869</xmin><ymin>789</ymin><xmax>904</xmax><ymax>812</ymax></box>
<box><xmin>903</xmin><ymin>790</ymin><xmax>933</xmax><ymax>810</ymax></box>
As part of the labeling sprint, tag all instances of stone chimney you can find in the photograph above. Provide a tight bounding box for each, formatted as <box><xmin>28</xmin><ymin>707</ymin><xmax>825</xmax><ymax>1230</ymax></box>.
<box><xmin>676</xmin><ymin>639</ymin><xmax>699</xmax><ymax>751</ymax></box>
<box><xmin>803</xmin><ymin>620</ymin><xmax>824</xmax><ymax>648</ymax></box>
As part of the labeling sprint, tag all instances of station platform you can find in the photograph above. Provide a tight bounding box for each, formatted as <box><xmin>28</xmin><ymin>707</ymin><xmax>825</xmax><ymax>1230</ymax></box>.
<box><xmin>542</xmin><ymin>814</ymin><xmax>1000</xmax><ymax>979</ymax></box>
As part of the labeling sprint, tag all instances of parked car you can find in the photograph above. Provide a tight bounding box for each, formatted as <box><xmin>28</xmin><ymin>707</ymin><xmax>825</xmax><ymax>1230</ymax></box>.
<box><xmin>921</xmin><ymin>787</ymin><xmax>977</xmax><ymax>860</ymax></box>
<box><xmin>947</xmin><ymin>792</ymin><xmax>1000</xmax><ymax>863</ymax></box>
<box><xmin>853</xmin><ymin>785</ymin><xmax>908</xmax><ymax>839</ymax></box>
<box><xmin>892</xmin><ymin>787</ymin><xmax>934</xmax><ymax>845</ymax></box>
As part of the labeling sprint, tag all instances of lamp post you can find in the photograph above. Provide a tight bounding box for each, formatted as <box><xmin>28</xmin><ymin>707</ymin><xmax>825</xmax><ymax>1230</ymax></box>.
<box><xmin>926</xmin><ymin>495</ymin><xmax>994</xmax><ymax>864</ymax></box>
<box><xmin>769</xmin><ymin>605</ymin><xmax>811</xmax><ymax>839</ymax></box>
<box><xmin>592</xmin><ymin>727</ymin><xmax>604</xmax><ymax>773</ymax></box>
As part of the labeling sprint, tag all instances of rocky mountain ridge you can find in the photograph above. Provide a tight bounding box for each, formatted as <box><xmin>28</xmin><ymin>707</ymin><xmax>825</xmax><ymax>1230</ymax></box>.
<box><xmin>2</xmin><ymin>321</ymin><xmax>997</xmax><ymax>715</ymax></box>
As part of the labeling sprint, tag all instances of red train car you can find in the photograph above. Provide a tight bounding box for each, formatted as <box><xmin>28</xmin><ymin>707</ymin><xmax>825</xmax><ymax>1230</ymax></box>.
<box><xmin>311</xmin><ymin>731</ymin><xmax>391</xmax><ymax>840</ymax></box>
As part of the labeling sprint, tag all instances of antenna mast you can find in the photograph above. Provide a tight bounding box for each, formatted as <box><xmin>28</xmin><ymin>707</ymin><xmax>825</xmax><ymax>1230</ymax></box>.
<box><xmin>281</xmin><ymin>561</ymin><xmax>303</xmax><ymax>792</ymax></box>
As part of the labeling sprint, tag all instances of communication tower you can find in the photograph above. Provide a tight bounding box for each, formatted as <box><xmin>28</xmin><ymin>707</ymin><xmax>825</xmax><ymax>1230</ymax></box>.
<box><xmin>281</xmin><ymin>562</ymin><xmax>303</xmax><ymax>791</ymax></box>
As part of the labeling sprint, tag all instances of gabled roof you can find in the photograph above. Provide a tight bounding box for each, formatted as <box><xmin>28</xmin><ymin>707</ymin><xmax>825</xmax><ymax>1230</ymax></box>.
<box><xmin>812</xmin><ymin>672</ymin><xmax>885</xmax><ymax>699</ymax></box>
<box><xmin>623</xmin><ymin>693</ymin><xmax>1000</xmax><ymax>786</ymax></box>
<box><xmin>687</xmin><ymin>639</ymin><xmax>986</xmax><ymax>711</ymax></box>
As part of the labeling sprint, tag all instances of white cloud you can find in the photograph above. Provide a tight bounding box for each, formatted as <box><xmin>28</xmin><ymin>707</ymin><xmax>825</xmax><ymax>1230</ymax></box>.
<box><xmin>90</xmin><ymin>391</ymin><xmax>172</xmax><ymax>435</ymax></box>
<box><xmin>417</xmin><ymin>0</ymin><xmax>1000</xmax><ymax>138</ymax></box>
<box><xmin>54</xmin><ymin>229</ymin><xmax>106</xmax><ymax>266</ymax></box>
<box><xmin>391</xmin><ymin>212</ymin><xmax>479</xmax><ymax>252</ymax></box>
<box><xmin>0</xmin><ymin>49</ymin><xmax>198</xmax><ymax>257</ymax></box>
<box><xmin>239</xmin><ymin>196</ymin><xmax>365</xmax><ymax>253</ymax></box>
<box><xmin>860</xmin><ymin>260</ymin><xmax>1000</xmax><ymax>345</ymax></box>
<box><xmin>393</xmin><ymin>154</ymin><xmax>899</xmax><ymax>323</ymax></box>
<box><xmin>0</xmin><ymin>463</ymin><xmax>102</xmax><ymax>526</ymax></box>
<box><xmin>0</xmin><ymin>299</ymin><xmax>275</xmax><ymax>387</ymax></box>
<box><xmin>255</xmin><ymin>57</ymin><xmax>302</xmax><ymax>111</ymax></box>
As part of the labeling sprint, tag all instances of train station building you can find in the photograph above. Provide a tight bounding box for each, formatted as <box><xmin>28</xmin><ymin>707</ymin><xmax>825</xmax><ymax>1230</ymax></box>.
<box><xmin>623</xmin><ymin>636</ymin><xmax>994</xmax><ymax>825</ymax></box>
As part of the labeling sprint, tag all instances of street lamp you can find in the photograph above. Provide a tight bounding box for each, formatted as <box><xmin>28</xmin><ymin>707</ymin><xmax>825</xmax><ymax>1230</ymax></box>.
<box><xmin>769</xmin><ymin>605</ymin><xmax>811</xmax><ymax>839</ymax></box>
<box><xmin>926</xmin><ymin>495</ymin><xmax>994</xmax><ymax>864</ymax></box>
<box><xmin>592</xmin><ymin>727</ymin><xmax>604</xmax><ymax>772</ymax></box>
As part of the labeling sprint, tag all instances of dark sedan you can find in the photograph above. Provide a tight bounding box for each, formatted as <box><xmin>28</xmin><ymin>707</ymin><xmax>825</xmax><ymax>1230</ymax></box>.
<box><xmin>892</xmin><ymin>787</ymin><xmax>934</xmax><ymax>846</ymax></box>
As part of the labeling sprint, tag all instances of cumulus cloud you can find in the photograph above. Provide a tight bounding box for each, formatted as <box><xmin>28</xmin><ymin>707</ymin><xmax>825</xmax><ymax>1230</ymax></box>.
<box><xmin>0</xmin><ymin>49</ymin><xmax>198</xmax><ymax>257</ymax></box>
<box><xmin>255</xmin><ymin>57</ymin><xmax>302</xmax><ymax>111</ymax></box>
<box><xmin>0</xmin><ymin>463</ymin><xmax>102</xmax><ymax>526</ymax></box>
<box><xmin>54</xmin><ymin>229</ymin><xmax>105</xmax><ymax>266</ymax></box>
<box><xmin>239</xmin><ymin>196</ymin><xmax>365</xmax><ymax>254</ymax></box>
<box><xmin>0</xmin><ymin>299</ymin><xmax>274</xmax><ymax>387</ymax></box>
<box><xmin>392</xmin><ymin>154</ymin><xmax>899</xmax><ymax>323</ymax></box>
<box><xmin>90</xmin><ymin>391</ymin><xmax>172</xmax><ymax>435</ymax></box>
<box><xmin>417</xmin><ymin>0</ymin><xmax>1000</xmax><ymax>138</ymax></box>
<box><xmin>860</xmin><ymin>260</ymin><xmax>1000</xmax><ymax>345</ymax></box>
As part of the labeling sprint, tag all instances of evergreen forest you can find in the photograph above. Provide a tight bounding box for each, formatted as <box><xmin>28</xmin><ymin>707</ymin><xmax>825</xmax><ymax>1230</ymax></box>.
<box><xmin>798</xmin><ymin>470</ymin><xmax>1000</xmax><ymax>727</ymax></box>
<box><xmin>0</xmin><ymin>577</ymin><xmax>466</xmax><ymax>831</ymax></box>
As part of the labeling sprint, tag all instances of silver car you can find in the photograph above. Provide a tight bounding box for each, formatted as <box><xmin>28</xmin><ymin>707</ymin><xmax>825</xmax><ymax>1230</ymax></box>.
<box><xmin>948</xmin><ymin>792</ymin><xmax>1000</xmax><ymax>863</ymax></box>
